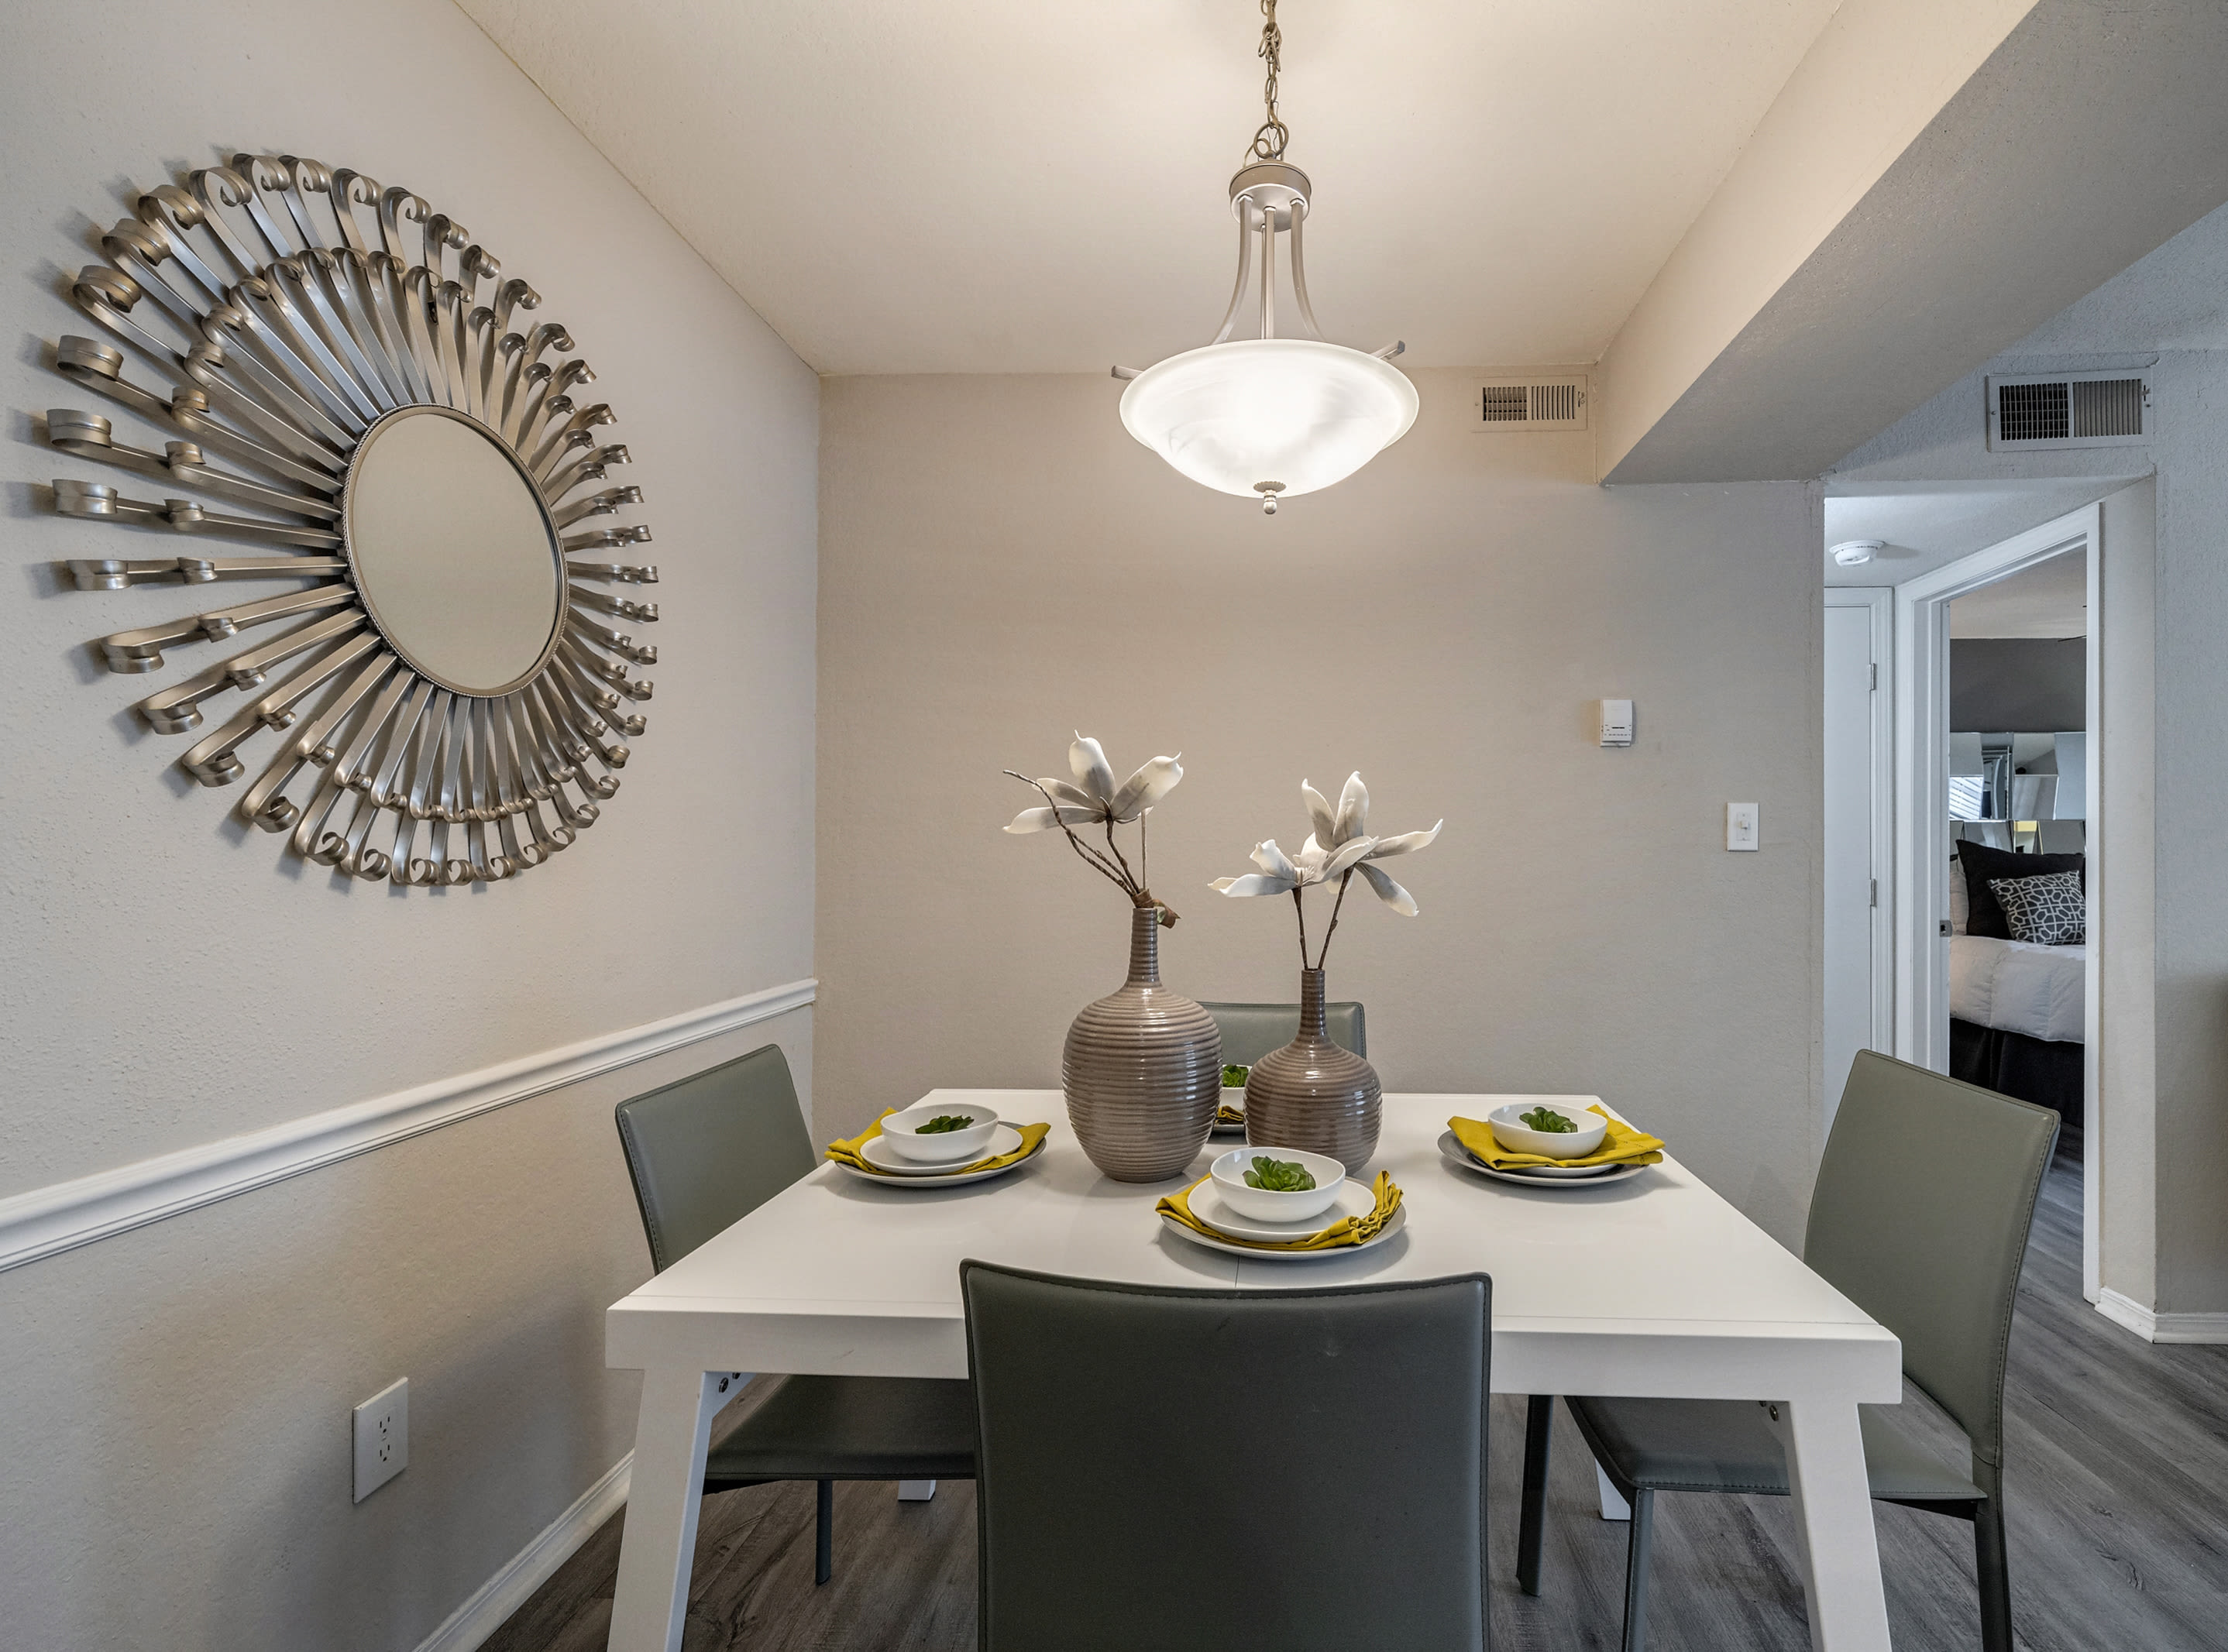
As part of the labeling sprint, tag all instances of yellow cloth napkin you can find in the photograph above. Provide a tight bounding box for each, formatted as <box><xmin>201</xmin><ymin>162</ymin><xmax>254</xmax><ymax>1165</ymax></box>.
<box><xmin>825</xmin><ymin>1110</ymin><xmax>1050</xmax><ymax>1176</ymax></box>
<box><xmin>1448</xmin><ymin>1105</ymin><xmax>1663</xmax><ymax>1172</ymax></box>
<box><xmin>1157</xmin><ymin>1169</ymin><xmax>1404</xmax><ymax>1252</ymax></box>
<box><xmin>1215</xmin><ymin>1100</ymin><xmax>1246</xmax><ymax>1126</ymax></box>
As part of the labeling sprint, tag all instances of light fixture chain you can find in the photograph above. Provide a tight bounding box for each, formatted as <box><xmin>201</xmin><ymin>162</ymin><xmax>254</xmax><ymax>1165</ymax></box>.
<box><xmin>1250</xmin><ymin>0</ymin><xmax>1288</xmax><ymax>161</ymax></box>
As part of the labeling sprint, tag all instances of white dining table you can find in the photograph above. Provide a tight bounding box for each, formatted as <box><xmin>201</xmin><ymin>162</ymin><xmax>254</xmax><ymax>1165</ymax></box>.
<box><xmin>603</xmin><ymin>1093</ymin><xmax>1901</xmax><ymax>1652</ymax></box>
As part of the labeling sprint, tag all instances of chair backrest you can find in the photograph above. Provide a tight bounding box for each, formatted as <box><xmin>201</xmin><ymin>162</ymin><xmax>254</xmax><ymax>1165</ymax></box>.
<box><xmin>614</xmin><ymin>1044</ymin><xmax>815</xmax><ymax>1272</ymax></box>
<box><xmin>961</xmin><ymin>1262</ymin><xmax>1488</xmax><ymax>1652</ymax></box>
<box><xmin>1198</xmin><ymin>999</ymin><xmax>1367</xmax><ymax>1066</ymax></box>
<box><xmin>1803</xmin><ymin>1049</ymin><xmax>2058</xmax><ymax>1467</ymax></box>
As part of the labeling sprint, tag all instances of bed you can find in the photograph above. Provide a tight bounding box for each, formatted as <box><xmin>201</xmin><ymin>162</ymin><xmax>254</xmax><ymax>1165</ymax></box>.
<box><xmin>1948</xmin><ymin>933</ymin><xmax>2085</xmax><ymax>1142</ymax></box>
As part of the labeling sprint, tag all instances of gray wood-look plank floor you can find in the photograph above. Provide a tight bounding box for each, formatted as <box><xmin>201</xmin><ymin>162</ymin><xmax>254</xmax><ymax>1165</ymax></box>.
<box><xmin>483</xmin><ymin>1151</ymin><xmax>2228</xmax><ymax>1651</ymax></box>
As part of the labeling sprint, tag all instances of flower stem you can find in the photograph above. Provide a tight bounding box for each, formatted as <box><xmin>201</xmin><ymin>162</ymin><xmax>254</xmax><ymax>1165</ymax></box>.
<box><xmin>1314</xmin><ymin>868</ymin><xmax>1354</xmax><ymax>970</ymax></box>
<box><xmin>1006</xmin><ymin>771</ymin><xmax>1134</xmax><ymax>895</ymax></box>
<box><xmin>1292</xmin><ymin>884</ymin><xmax>1308</xmax><ymax>969</ymax></box>
<box><xmin>1103</xmin><ymin>818</ymin><xmax>1138</xmax><ymax>890</ymax></box>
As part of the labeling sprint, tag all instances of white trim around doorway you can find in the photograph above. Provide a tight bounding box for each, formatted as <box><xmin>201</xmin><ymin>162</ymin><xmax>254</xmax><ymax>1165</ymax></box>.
<box><xmin>1824</xmin><ymin>587</ymin><xmax>1895</xmax><ymax>1086</ymax></box>
<box><xmin>1891</xmin><ymin>502</ymin><xmax>2101</xmax><ymax>1297</ymax></box>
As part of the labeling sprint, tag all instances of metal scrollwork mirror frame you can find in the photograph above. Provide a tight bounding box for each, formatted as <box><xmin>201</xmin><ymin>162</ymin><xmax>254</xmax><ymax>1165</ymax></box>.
<box><xmin>41</xmin><ymin>150</ymin><xmax>658</xmax><ymax>888</ymax></box>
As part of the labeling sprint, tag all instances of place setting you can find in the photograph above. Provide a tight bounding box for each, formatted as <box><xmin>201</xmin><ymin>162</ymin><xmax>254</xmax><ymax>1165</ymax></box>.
<box><xmin>1439</xmin><ymin>1097</ymin><xmax>1665</xmax><ymax>1190</ymax></box>
<box><xmin>1211</xmin><ymin>1063</ymin><xmax>1250</xmax><ymax>1135</ymax></box>
<box><xmin>1155</xmin><ymin>1144</ymin><xmax>1406</xmax><ymax>1260</ymax></box>
<box><xmin>824</xmin><ymin>1097</ymin><xmax>1050</xmax><ymax>1187</ymax></box>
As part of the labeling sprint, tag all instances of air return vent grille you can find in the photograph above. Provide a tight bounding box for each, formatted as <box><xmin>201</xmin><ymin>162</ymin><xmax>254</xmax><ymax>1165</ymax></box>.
<box><xmin>1987</xmin><ymin>371</ymin><xmax>2151</xmax><ymax>450</ymax></box>
<box><xmin>1474</xmin><ymin>376</ymin><xmax>1588</xmax><ymax>431</ymax></box>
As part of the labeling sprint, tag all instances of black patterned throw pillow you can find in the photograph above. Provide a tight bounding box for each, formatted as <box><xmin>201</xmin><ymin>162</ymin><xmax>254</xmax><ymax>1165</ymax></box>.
<box><xmin>1992</xmin><ymin>871</ymin><xmax>2085</xmax><ymax>946</ymax></box>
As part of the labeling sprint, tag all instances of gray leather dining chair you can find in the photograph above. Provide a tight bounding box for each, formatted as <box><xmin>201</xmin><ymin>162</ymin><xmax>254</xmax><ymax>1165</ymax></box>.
<box><xmin>1199</xmin><ymin>998</ymin><xmax>1367</xmax><ymax>1065</ymax></box>
<box><xmin>614</xmin><ymin>1044</ymin><xmax>975</xmax><ymax>1585</ymax></box>
<box><xmin>961</xmin><ymin>1262</ymin><xmax>1490</xmax><ymax>1652</ymax></box>
<box><xmin>1516</xmin><ymin>1049</ymin><xmax>2058</xmax><ymax>1652</ymax></box>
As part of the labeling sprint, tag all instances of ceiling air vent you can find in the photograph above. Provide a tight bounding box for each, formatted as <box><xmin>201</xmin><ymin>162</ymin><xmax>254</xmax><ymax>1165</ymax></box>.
<box><xmin>1474</xmin><ymin>376</ymin><xmax>1588</xmax><ymax>431</ymax></box>
<box><xmin>1986</xmin><ymin>371</ymin><xmax>2151</xmax><ymax>451</ymax></box>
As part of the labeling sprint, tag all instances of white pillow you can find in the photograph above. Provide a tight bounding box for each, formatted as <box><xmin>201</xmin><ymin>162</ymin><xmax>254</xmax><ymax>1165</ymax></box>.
<box><xmin>1949</xmin><ymin>853</ymin><xmax>1968</xmax><ymax>936</ymax></box>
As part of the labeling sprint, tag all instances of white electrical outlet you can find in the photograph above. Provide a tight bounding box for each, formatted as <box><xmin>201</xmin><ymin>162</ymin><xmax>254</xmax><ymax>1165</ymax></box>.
<box><xmin>1727</xmin><ymin>802</ymin><xmax>1759</xmax><ymax>851</ymax></box>
<box><xmin>352</xmin><ymin>1377</ymin><xmax>408</xmax><ymax>1503</ymax></box>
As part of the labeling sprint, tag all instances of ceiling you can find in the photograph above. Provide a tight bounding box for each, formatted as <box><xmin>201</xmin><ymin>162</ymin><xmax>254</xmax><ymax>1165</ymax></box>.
<box><xmin>456</xmin><ymin>0</ymin><xmax>1841</xmax><ymax>376</ymax></box>
<box><xmin>1950</xmin><ymin>551</ymin><xmax>2087</xmax><ymax>638</ymax></box>
<box><xmin>2013</xmin><ymin>193</ymin><xmax>2228</xmax><ymax>355</ymax></box>
<box><xmin>1821</xmin><ymin>481</ymin><xmax>2138</xmax><ymax>589</ymax></box>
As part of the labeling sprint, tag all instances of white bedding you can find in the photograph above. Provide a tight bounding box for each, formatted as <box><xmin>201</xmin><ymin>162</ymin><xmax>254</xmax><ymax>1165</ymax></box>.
<box><xmin>1950</xmin><ymin>936</ymin><xmax>2085</xmax><ymax>1045</ymax></box>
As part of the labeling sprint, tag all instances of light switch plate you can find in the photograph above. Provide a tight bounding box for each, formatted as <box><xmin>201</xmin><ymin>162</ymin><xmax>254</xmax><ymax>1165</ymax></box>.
<box><xmin>353</xmin><ymin>1376</ymin><xmax>408</xmax><ymax>1503</ymax></box>
<box><xmin>1727</xmin><ymin>802</ymin><xmax>1759</xmax><ymax>851</ymax></box>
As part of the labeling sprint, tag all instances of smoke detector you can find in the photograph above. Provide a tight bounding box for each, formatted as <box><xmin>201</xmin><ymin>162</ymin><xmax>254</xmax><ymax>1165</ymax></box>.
<box><xmin>1831</xmin><ymin>540</ymin><xmax>1884</xmax><ymax>567</ymax></box>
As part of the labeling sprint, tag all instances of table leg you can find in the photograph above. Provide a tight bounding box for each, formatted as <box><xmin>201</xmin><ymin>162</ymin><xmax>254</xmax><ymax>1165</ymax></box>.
<box><xmin>607</xmin><ymin>1369</ymin><xmax>739</xmax><ymax>1652</ymax></box>
<box><xmin>1769</xmin><ymin>1400</ymin><xmax>1891</xmax><ymax>1652</ymax></box>
<box><xmin>1594</xmin><ymin>1462</ymin><xmax>1632</xmax><ymax>1522</ymax></box>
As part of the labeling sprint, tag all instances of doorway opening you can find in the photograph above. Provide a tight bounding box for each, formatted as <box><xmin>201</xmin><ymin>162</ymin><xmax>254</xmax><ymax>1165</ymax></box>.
<box><xmin>1824</xmin><ymin>495</ymin><xmax>2112</xmax><ymax>1298</ymax></box>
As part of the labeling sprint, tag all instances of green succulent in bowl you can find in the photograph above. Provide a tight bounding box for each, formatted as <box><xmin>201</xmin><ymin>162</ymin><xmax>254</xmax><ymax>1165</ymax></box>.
<box><xmin>1518</xmin><ymin>1106</ymin><xmax>1577</xmax><ymax>1134</ymax></box>
<box><xmin>917</xmin><ymin>1114</ymin><xmax>977</xmax><ymax>1135</ymax></box>
<box><xmin>1243</xmin><ymin>1155</ymin><xmax>1317</xmax><ymax>1192</ymax></box>
<box><xmin>1221</xmin><ymin>1064</ymin><xmax>1250</xmax><ymax>1088</ymax></box>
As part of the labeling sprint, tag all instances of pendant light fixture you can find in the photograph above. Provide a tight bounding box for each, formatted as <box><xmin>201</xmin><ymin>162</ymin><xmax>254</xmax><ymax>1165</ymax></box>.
<box><xmin>1115</xmin><ymin>0</ymin><xmax>1417</xmax><ymax>514</ymax></box>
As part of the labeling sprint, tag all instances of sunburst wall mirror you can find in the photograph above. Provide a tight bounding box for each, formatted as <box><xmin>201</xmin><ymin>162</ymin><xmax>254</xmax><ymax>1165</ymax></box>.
<box><xmin>40</xmin><ymin>150</ymin><xmax>658</xmax><ymax>888</ymax></box>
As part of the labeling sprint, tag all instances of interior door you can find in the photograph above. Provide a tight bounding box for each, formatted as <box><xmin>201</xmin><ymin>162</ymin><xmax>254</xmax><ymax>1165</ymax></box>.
<box><xmin>1823</xmin><ymin>604</ymin><xmax>1878</xmax><ymax>1124</ymax></box>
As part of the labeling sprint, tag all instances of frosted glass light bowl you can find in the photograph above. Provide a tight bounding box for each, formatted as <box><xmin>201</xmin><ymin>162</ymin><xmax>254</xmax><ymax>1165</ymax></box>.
<box><xmin>1119</xmin><ymin>338</ymin><xmax>1419</xmax><ymax>503</ymax></box>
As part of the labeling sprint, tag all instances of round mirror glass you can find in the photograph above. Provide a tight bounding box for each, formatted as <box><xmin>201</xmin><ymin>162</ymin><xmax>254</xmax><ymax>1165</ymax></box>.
<box><xmin>344</xmin><ymin>408</ymin><xmax>563</xmax><ymax>695</ymax></box>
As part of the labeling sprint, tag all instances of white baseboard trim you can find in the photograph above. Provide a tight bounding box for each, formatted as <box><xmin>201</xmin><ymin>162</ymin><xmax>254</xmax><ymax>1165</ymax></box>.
<box><xmin>0</xmin><ymin>978</ymin><xmax>816</xmax><ymax>1274</ymax></box>
<box><xmin>2096</xmin><ymin>1286</ymin><xmax>2228</xmax><ymax>1344</ymax></box>
<box><xmin>415</xmin><ymin>1452</ymin><xmax>632</xmax><ymax>1652</ymax></box>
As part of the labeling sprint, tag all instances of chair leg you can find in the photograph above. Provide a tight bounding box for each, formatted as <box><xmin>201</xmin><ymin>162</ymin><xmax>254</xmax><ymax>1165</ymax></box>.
<box><xmin>814</xmin><ymin>1479</ymin><xmax>834</xmax><ymax>1585</ymax></box>
<box><xmin>1518</xmin><ymin>1395</ymin><xmax>1554</xmax><ymax>1595</ymax></box>
<box><xmin>1621</xmin><ymin>1488</ymin><xmax>1656</xmax><ymax>1652</ymax></box>
<box><xmin>1974</xmin><ymin>1498</ymin><xmax>2012</xmax><ymax>1652</ymax></box>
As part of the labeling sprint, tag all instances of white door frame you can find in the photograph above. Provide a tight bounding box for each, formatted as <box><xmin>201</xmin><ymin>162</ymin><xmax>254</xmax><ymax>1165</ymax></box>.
<box><xmin>1891</xmin><ymin>502</ymin><xmax>2102</xmax><ymax>1293</ymax></box>
<box><xmin>1824</xmin><ymin>588</ymin><xmax>1895</xmax><ymax>1088</ymax></box>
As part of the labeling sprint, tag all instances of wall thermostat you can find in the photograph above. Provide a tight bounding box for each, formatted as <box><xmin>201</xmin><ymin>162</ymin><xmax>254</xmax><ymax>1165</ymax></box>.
<box><xmin>1597</xmin><ymin>699</ymin><xmax>1634</xmax><ymax>747</ymax></box>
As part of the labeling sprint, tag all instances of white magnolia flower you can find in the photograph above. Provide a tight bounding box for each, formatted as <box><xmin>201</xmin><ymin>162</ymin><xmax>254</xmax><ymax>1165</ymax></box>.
<box><xmin>1208</xmin><ymin>832</ymin><xmax>1378</xmax><ymax>898</ymax></box>
<box><xmin>1005</xmin><ymin>734</ymin><xmax>1182</xmax><ymax>833</ymax></box>
<box><xmin>1212</xmin><ymin>772</ymin><xmax>1441</xmax><ymax>915</ymax></box>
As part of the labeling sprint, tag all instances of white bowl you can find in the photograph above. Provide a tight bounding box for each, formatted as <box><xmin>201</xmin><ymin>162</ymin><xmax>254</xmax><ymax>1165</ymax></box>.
<box><xmin>878</xmin><ymin>1102</ymin><xmax>1002</xmax><ymax>1164</ymax></box>
<box><xmin>1210</xmin><ymin>1145</ymin><xmax>1346</xmax><ymax>1224</ymax></box>
<box><xmin>1486</xmin><ymin>1101</ymin><xmax>1607</xmax><ymax>1160</ymax></box>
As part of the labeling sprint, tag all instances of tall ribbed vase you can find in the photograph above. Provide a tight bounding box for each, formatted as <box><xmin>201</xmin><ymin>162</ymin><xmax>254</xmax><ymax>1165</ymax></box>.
<box><xmin>1062</xmin><ymin>905</ymin><xmax>1222</xmax><ymax>1181</ymax></box>
<box><xmin>1244</xmin><ymin>967</ymin><xmax>1382</xmax><ymax>1167</ymax></box>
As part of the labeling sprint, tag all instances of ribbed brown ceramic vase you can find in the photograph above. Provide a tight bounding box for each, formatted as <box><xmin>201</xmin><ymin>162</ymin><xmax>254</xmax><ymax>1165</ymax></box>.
<box><xmin>1062</xmin><ymin>905</ymin><xmax>1222</xmax><ymax>1181</ymax></box>
<box><xmin>1245</xmin><ymin>967</ymin><xmax>1383</xmax><ymax>1168</ymax></box>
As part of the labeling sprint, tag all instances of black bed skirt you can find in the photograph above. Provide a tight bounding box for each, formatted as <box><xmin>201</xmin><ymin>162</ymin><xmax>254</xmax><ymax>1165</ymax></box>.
<box><xmin>1949</xmin><ymin>1017</ymin><xmax>2082</xmax><ymax>1148</ymax></box>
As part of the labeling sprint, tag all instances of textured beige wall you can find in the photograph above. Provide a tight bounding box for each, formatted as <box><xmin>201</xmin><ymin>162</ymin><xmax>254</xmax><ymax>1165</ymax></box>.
<box><xmin>0</xmin><ymin>1011</ymin><xmax>809</xmax><ymax>1650</ymax></box>
<box><xmin>817</xmin><ymin>369</ymin><xmax>1824</xmax><ymax>1241</ymax></box>
<box><xmin>2</xmin><ymin>4</ymin><xmax>817</xmax><ymax>1193</ymax></box>
<box><xmin>0</xmin><ymin>2</ymin><xmax>817</xmax><ymax>1645</ymax></box>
